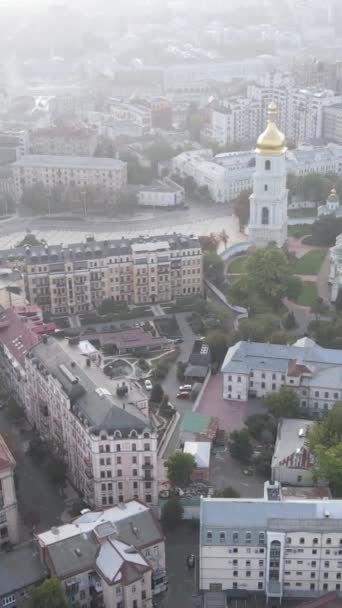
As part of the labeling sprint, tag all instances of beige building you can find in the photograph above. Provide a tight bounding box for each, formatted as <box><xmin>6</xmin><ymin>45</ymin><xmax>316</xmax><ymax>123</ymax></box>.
<box><xmin>13</xmin><ymin>155</ymin><xmax>127</xmax><ymax>203</ymax></box>
<box><xmin>25</xmin><ymin>335</ymin><xmax>158</xmax><ymax>508</ymax></box>
<box><xmin>0</xmin><ymin>434</ymin><xmax>19</xmax><ymax>547</ymax></box>
<box><xmin>0</xmin><ymin>234</ymin><xmax>202</xmax><ymax>314</ymax></box>
<box><xmin>30</xmin><ymin>126</ymin><xmax>98</xmax><ymax>156</ymax></box>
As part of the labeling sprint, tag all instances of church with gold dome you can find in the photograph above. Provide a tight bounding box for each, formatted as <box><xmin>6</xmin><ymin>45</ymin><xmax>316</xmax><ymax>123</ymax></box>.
<box><xmin>248</xmin><ymin>102</ymin><xmax>288</xmax><ymax>248</ymax></box>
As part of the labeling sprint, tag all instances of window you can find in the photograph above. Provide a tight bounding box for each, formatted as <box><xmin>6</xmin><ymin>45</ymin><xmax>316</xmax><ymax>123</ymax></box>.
<box><xmin>296</xmin><ymin>572</ymin><xmax>303</xmax><ymax>576</ymax></box>
<box><xmin>338</xmin><ymin>573</ymin><xmax>341</xmax><ymax>580</ymax></box>
<box><xmin>233</xmin><ymin>532</ymin><xmax>239</xmax><ymax>544</ymax></box>
<box><xmin>295</xmin><ymin>583</ymin><xmax>302</xmax><ymax>587</ymax></box>
<box><xmin>259</xmin><ymin>571</ymin><xmax>264</xmax><ymax>577</ymax></box>
<box><xmin>245</xmin><ymin>532</ymin><xmax>251</xmax><ymax>544</ymax></box>
<box><xmin>259</xmin><ymin>560</ymin><xmax>264</xmax><ymax>566</ymax></box>
<box><xmin>233</xmin><ymin>559</ymin><xmax>238</xmax><ymax>566</ymax></box>
<box><xmin>265</xmin><ymin>160</ymin><xmax>271</xmax><ymax>171</ymax></box>
<box><xmin>132</xmin><ymin>443</ymin><xmax>137</xmax><ymax>451</ymax></box>
<box><xmin>259</xmin><ymin>532</ymin><xmax>265</xmax><ymax>545</ymax></box>
<box><xmin>327</xmin><ymin>538</ymin><xmax>332</xmax><ymax>544</ymax></box>
<box><xmin>311</xmin><ymin>561</ymin><xmax>317</xmax><ymax>566</ymax></box>
<box><xmin>297</xmin><ymin>475</ymin><xmax>302</xmax><ymax>482</ymax></box>
<box><xmin>117</xmin><ymin>469</ymin><xmax>122</xmax><ymax>477</ymax></box>
<box><xmin>287</xmin><ymin>537</ymin><xmax>292</xmax><ymax>544</ymax></box>
<box><xmin>246</xmin><ymin>561</ymin><xmax>251</xmax><ymax>567</ymax></box>
<box><xmin>219</xmin><ymin>532</ymin><xmax>226</xmax><ymax>543</ymax></box>
<box><xmin>2</xmin><ymin>595</ymin><xmax>16</xmax><ymax>607</ymax></box>
<box><xmin>258</xmin><ymin>582</ymin><xmax>263</xmax><ymax>590</ymax></box>
<box><xmin>209</xmin><ymin>584</ymin><xmax>222</xmax><ymax>592</ymax></box>
<box><xmin>237</xmin><ymin>376</ymin><xmax>241</xmax><ymax>383</ymax></box>
<box><xmin>144</xmin><ymin>443</ymin><xmax>150</xmax><ymax>451</ymax></box>
<box><xmin>310</xmin><ymin>584</ymin><xmax>315</xmax><ymax>590</ymax></box>
<box><xmin>311</xmin><ymin>572</ymin><xmax>316</xmax><ymax>579</ymax></box>
<box><xmin>207</xmin><ymin>531</ymin><xmax>212</xmax><ymax>541</ymax></box>
<box><xmin>334</xmin><ymin>393</ymin><xmax>339</xmax><ymax>399</ymax></box>
<box><xmin>264</xmin><ymin>184</ymin><xmax>268</xmax><ymax>191</ymax></box>
<box><xmin>313</xmin><ymin>538</ymin><xmax>318</xmax><ymax>545</ymax></box>
<box><xmin>337</xmin><ymin>584</ymin><xmax>341</xmax><ymax>591</ymax></box>
<box><xmin>300</xmin><ymin>538</ymin><xmax>305</xmax><ymax>544</ymax></box>
<box><xmin>233</xmin><ymin>583</ymin><xmax>238</xmax><ymax>590</ymax></box>
<box><xmin>233</xmin><ymin>571</ymin><xmax>238</xmax><ymax>577</ymax></box>
<box><xmin>261</xmin><ymin>207</ymin><xmax>269</xmax><ymax>225</ymax></box>
<box><xmin>118</xmin><ymin>482</ymin><xmax>123</xmax><ymax>490</ymax></box>
<box><xmin>133</xmin><ymin>601</ymin><xmax>138</xmax><ymax>608</ymax></box>
<box><xmin>132</xmin><ymin>456</ymin><xmax>137</xmax><ymax>464</ymax></box>
<box><xmin>261</xmin><ymin>382</ymin><xmax>265</xmax><ymax>389</ymax></box>
<box><xmin>116</xmin><ymin>456</ymin><xmax>121</xmax><ymax>464</ymax></box>
<box><xmin>312</xmin><ymin>550</ymin><xmax>317</xmax><ymax>555</ymax></box>
<box><xmin>246</xmin><ymin>571</ymin><xmax>251</xmax><ymax>577</ymax></box>
<box><xmin>324</xmin><ymin>573</ymin><xmax>329</xmax><ymax>579</ymax></box>
<box><xmin>325</xmin><ymin>392</ymin><xmax>329</xmax><ymax>398</ymax></box>
<box><xmin>315</xmin><ymin>391</ymin><xmax>319</xmax><ymax>397</ymax></box>
<box><xmin>323</xmin><ymin>584</ymin><xmax>328</xmax><ymax>591</ymax></box>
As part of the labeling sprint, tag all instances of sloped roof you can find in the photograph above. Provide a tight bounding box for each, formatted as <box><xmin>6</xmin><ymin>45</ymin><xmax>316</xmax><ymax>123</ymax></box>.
<box><xmin>0</xmin><ymin>434</ymin><xmax>15</xmax><ymax>472</ymax></box>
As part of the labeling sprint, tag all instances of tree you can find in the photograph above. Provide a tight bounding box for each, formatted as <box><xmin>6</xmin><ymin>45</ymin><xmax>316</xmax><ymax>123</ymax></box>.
<box><xmin>234</xmin><ymin>189</ymin><xmax>251</xmax><ymax>230</ymax></box>
<box><xmin>198</xmin><ymin>184</ymin><xmax>210</xmax><ymax>198</ymax></box>
<box><xmin>183</xmin><ymin>175</ymin><xmax>196</xmax><ymax>195</ymax></box>
<box><xmin>244</xmin><ymin>247</ymin><xmax>294</xmax><ymax>303</ymax></box>
<box><xmin>309</xmin><ymin>403</ymin><xmax>342</xmax><ymax>495</ymax></box>
<box><xmin>161</xmin><ymin>497</ymin><xmax>184</xmax><ymax>529</ymax></box>
<box><xmin>165</xmin><ymin>451</ymin><xmax>196</xmax><ymax>488</ymax></box>
<box><xmin>17</xmin><ymin>233</ymin><xmax>46</xmax><ymax>247</ymax></box>
<box><xmin>199</xmin><ymin>233</ymin><xmax>219</xmax><ymax>253</ymax></box>
<box><xmin>203</xmin><ymin>252</ymin><xmax>224</xmax><ymax>287</ymax></box>
<box><xmin>206</xmin><ymin>330</ymin><xmax>228</xmax><ymax>365</ymax></box>
<box><xmin>311</xmin><ymin>297</ymin><xmax>328</xmax><ymax>320</ymax></box>
<box><xmin>283</xmin><ymin>311</ymin><xmax>297</xmax><ymax>330</ymax></box>
<box><xmin>264</xmin><ymin>387</ymin><xmax>301</xmax><ymax>418</ymax></box>
<box><xmin>228</xmin><ymin>429</ymin><xmax>253</xmax><ymax>463</ymax></box>
<box><xmin>150</xmin><ymin>383</ymin><xmax>164</xmax><ymax>403</ymax></box>
<box><xmin>21</xmin><ymin>182</ymin><xmax>49</xmax><ymax>214</ymax></box>
<box><xmin>29</xmin><ymin>578</ymin><xmax>68</xmax><ymax>608</ymax></box>
<box><xmin>144</xmin><ymin>140</ymin><xmax>175</xmax><ymax>165</ymax></box>
<box><xmin>301</xmin><ymin>173</ymin><xmax>331</xmax><ymax>203</ymax></box>
<box><xmin>219</xmin><ymin>229</ymin><xmax>229</xmax><ymax>248</ymax></box>
<box><xmin>310</xmin><ymin>215</ymin><xmax>342</xmax><ymax>246</ymax></box>
<box><xmin>212</xmin><ymin>486</ymin><xmax>240</xmax><ymax>498</ymax></box>
<box><xmin>94</xmin><ymin>137</ymin><xmax>116</xmax><ymax>158</ymax></box>
<box><xmin>245</xmin><ymin>413</ymin><xmax>277</xmax><ymax>442</ymax></box>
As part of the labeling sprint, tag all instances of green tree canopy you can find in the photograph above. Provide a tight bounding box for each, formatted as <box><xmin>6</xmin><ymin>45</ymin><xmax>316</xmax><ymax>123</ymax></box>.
<box><xmin>29</xmin><ymin>578</ymin><xmax>68</xmax><ymax>608</ymax></box>
<box><xmin>203</xmin><ymin>252</ymin><xmax>224</xmax><ymax>287</ymax></box>
<box><xmin>228</xmin><ymin>429</ymin><xmax>253</xmax><ymax>463</ymax></box>
<box><xmin>244</xmin><ymin>247</ymin><xmax>295</xmax><ymax>303</ymax></box>
<box><xmin>150</xmin><ymin>383</ymin><xmax>164</xmax><ymax>403</ymax></box>
<box><xmin>161</xmin><ymin>496</ymin><xmax>184</xmax><ymax>529</ymax></box>
<box><xmin>165</xmin><ymin>451</ymin><xmax>196</xmax><ymax>488</ymax></box>
<box><xmin>234</xmin><ymin>189</ymin><xmax>251</xmax><ymax>229</ymax></box>
<box><xmin>309</xmin><ymin>403</ymin><xmax>342</xmax><ymax>495</ymax></box>
<box><xmin>144</xmin><ymin>140</ymin><xmax>175</xmax><ymax>164</ymax></box>
<box><xmin>212</xmin><ymin>486</ymin><xmax>240</xmax><ymax>498</ymax></box>
<box><xmin>310</xmin><ymin>215</ymin><xmax>342</xmax><ymax>246</ymax></box>
<box><xmin>17</xmin><ymin>233</ymin><xmax>47</xmax><ymax>247</ymax></box>
<box><xmin>264</xmin><ymin>387</ymin><xmax>301</xmax><ymax>418</ymax></box>
<box><xmin>206</xmin><ymin>330</ymin><xmax>228</xmax><ymax>365</ymax></box>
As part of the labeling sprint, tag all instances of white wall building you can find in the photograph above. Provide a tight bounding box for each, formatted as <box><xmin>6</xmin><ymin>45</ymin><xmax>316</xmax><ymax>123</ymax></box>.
<box><xmin>12</xmin><ymin>155</ymin><xmax>127</xmax><ymax>203</ymax></box>
<box><xmin>221</xmin><ymin>337</ymin><xmax>342</xmax><ymax>414</ymax></box>
<box><xmin>137</xmin><ymin>178</ymin><xmax>185</xmax><ymax>207</ymax></box>
<box><xmin>200</xmin><ymin>496</ymin><xmax>342</xmax><ymax>601</ymax></box>
<box><xmin>211</xmin><ymin>98</ymin><xmax>261</xmax><ymax>147</ymax></box>
<box><xmin>37</xmin><ymin>500</ymin><xmax>166</xmax><ymax>608</ymax></box>
<box><xmin>271</xmin><ymin>419</ymin><xmax>315</xmax><ymax>486</ymax></box>
<box><xmin>0</xmin><ymin>434</ymin><xmax>19</xmax><ymax>547</ymax></box>
<box><xmin>25</xmin><ymin>336</ymin><xmax>158</xmax><ymax>509</ymax></box>
<box><xmin>248</xmin><ymin>102</ymin><xmax>288</xmax><ymax>247</ymax></box>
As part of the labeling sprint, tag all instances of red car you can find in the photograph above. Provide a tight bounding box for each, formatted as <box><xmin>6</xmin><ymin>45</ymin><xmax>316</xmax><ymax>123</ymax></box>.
<box><xmin>177</xmin><ymin>391</ymin><xmax>190</xmax><ymax>399</ymax></box>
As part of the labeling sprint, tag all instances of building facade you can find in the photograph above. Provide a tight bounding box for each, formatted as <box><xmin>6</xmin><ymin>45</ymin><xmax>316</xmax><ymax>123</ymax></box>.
<box><xmin>221</xmin><ymin>337</ymin><xmax>342</xmax><ymax>414</ymax></box>
<box><xmin>271</xmin><ymin>419</ymin><xmax>315</xmax><ymax>486</ymax></box>
<box><xmin>25</xmin><ymin>335</ymin><xmax>158</xmax><ymax>508</ymax></box>
<box><xmin>248</xmin><ymin>102</ymin><xmax>288</xmax><ymax>247</ymax></box>
<box><xmin>30</xmin><ymin>127</ymin><xmax>98</xmax><ymax>156</ymax></box>
<box><xmin>200</xmin><ymin>496</ymin><xmax>342</xmax><ymax>601</ymax></box>
<box><xmin>13</xmin><ymin>155</ymin><xmax>127</xmax><ymax>203</ymax></box>
<box><xmin>0</xmin><ymin>234</ymin><xmax>202</xmax><ymax>314</ymax></box>
<box><xmin>0</xmin><ymin>434</ymin><xmax>19</xmax><ymax>547</ymax></box>
<box><xmin>137</xmin><ymin>178</ymin><xmax>185</xmax><ymax>207</ymax></box>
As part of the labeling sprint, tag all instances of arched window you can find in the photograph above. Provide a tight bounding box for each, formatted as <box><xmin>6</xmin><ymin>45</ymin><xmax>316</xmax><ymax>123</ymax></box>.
<box><xmin>265</xmin><ymin>160</ymin><xmax>271</xmax><ymax>171</ymax></box>
<box><xmin>262</xmin><ymin>207</ymin><xmax>269</xmax><ymax>225</ymax></box>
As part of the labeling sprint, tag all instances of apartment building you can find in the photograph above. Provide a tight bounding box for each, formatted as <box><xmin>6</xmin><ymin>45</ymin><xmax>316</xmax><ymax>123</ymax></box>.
<box><xmin>211</xmin><ymin>97</ymin><xmax>261</xmax><ymax>147</ymax></box>
<box><xmin>109</xmin><ymin>100</ymin><xmax>152</xmax><ymax>136</ymax></box>
<box><xmin>323</xmin><ymin>104</ymin><xmax>342</xmax><ymax>145</ymax></box>
<box><xmin>0</xmin><ymin>130</ymin><xmax>30</xmax><ymax>159</ymax></box>
<box><xmin>137</xmin><ymin>178</ymin><xmax>185</xmax><ymax>208</ymax></box>
<box><xmin>200</xmin><ymin>495</ymin><xmax>342</xmax><ymax>601</ymax></box>
<box><xmin>30</xmin><ymin>126</ymin><xmax>98</xmax><ymax>156</ymax></box>
<box><xmin>12</xmin><ymin>155</ymin><xmax>127</xmax><ymax>203</ymax></box>
<box><xmin>0</xmin><ymin>542</ymin><xmax>47</xmax><ymax>608</ymax></box>
<box><xmin>0</xmin><ymin>434</ymin><xmax>19</xmax><ymax>547</ymax></box>
<box><xmin>0</xmin><ymin>234</ymin><xmax>202</xmax><ymax>314</ymax></box>
<box><xmin>25</xmin><ymin>335</ymin><xmax>158</xmax><ymax>508</ymax></box>
<box><xmin>221</xmin><ymin>337</ymin><xmax>342</xmax><ymax>414</ymax></box>
<box><xmin>36</xmin><ymin>500</ymin><xmax>166</xmax><ymax>608</ymax></box>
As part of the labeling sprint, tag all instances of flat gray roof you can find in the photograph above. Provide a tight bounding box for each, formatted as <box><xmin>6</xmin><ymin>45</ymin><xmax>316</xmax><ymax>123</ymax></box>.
<box><xmin>13</xmin><ymin>154</ymin><xmax>125</xmax><ymax>169</ymax></box>
<box><xmin>0</xmin><ymin>542</ymin><xmax>47</xmax><ymax>596</ymax></box>
<box><xmin>272</xmin><ymin>418</ymin><xmax>314</xmax><ymax>468</ymax></box>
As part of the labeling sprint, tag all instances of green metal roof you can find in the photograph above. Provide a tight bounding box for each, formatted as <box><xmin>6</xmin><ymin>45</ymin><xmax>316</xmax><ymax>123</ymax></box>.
<box><xmin>180</xmin><ymin>411</ymin><xmax>211</xmax><ymax>433</ymax></box>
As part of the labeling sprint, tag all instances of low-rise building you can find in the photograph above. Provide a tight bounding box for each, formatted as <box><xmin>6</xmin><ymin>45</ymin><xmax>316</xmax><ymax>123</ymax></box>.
<box><xmin>30</xmin><ymin>126</ymin><xmax>98</xmax><ymax>156</ymax></box>
<box><xmin>37</xmin><ymin>500</ymin><xmax>166</xmax><ymax>608</ymax></box>
<box><xmin>13</xmin><ymin>154</ymin><xmax>127</xmax><ymax>203</ymax></box>
<box><xmin>271</xmin><ymin>418</ymin><xmax>315</xmax><ymax>486</ymax></box>
<box><xmin>185</xmin><ymin>339</ymin><xmax>211</xmax><ymax>384</ymax></box>
<box><xmin>318</xmin><ymin>188</ymin><xmax>342</xmax><ymax>218</ymax></box>
<box><xmin>0</xmin><ymin>233</ymin><xmax>202</xmax><ymax>314</ymax></box>
<box><xmin>25</xmin><ymin>336</ymin><xmax>158</xmax><ymax>508</ymax></box>
<box><xmin>0</xmin><ymin>434</ymin><xmax>19</xmax><ymax>547</ymax></box>
<box><xmin>82</xmin><ymin>328</ymin><xmax>169</xmax><ymax>355</ymax></box>
<box><xmin>221</xmin><ymin>337</ymin><xmax>342</xmax><ymax>413</ymax></box>
<box><xmin>137</xmin><ymin>178</ymin><xmax>185</xmax><ymax>208</ymax></box>
<box><xmin>200</xmin><ymin>495</ymin><xmax>342</xmax><ymax>601</ymax></box>
<box><xmin>0</xmin><ymin>542</ymin><xmax>47</xmax><ymax>607</ymax></box>
<box><xmin>184</xmin><ymin>441</ymin><xmax>211</xmax><ymax>482</ymax></box>
<box><xmin>179</xmin><ymin>411</ymin><xmax>219</xmax><ymax>444</ymax></box>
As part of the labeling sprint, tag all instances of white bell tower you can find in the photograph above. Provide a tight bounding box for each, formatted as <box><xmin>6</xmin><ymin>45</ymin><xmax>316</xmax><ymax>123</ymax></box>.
<box><xmin>248</xmin><ymin>102</ymin><xmax>288</xmax><ymax>248</ymax></box>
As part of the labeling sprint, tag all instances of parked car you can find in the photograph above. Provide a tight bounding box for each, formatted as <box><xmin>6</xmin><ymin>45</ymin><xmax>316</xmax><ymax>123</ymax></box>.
<box><xmin>178</xmin><ymin>384</ymin><xmax>192</xmax><ymax>392</ymax></box>
<box><xmin>187</xmin><ymin>554</ymin><xmax>196</xmax><ymax>568</ymax></box>
<box><xmin>177</xmin><ymin>391</ymin><xmax>190</xmax><ymax>399</ymax></box>
<box><xmin>144</xmin><ymin>379</ymin><xmax>153</xmax><ymax>391</ymax></box>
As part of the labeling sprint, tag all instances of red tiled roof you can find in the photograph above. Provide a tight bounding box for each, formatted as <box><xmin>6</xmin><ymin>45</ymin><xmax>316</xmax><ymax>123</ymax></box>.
<box><xmin>0</xmin><ymin>434</ymin><xmax>15</xmax><ymax>471</ymax></box>
<box><xmin>0</xmin><ymin>307</ymin><xmax>39</xmax><ymax>365</ymax></box>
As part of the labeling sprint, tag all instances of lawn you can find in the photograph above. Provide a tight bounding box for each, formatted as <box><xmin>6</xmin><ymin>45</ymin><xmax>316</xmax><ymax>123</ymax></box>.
<box><xmin>293</xmin><ymin>249</ymin><xmax>327</xmax><ymax>275</ymax></box>
<box><xmin>228</xmin><ymin>255</ymin><xmax>247</xmax><ymax>273</ymax></box>
<box><xmin>296</xmin><ymin>281</ymin><xmax>318</xmax><ymax>307</ymax></box>
<box><xmin>288</xmin><ymin>207</ymin><xmax>316</xmax><ymax>218</ymax></box>
<box><xmin>288</xmin><ymin>224</ymin><xmax>312</xmax><ymax>238</ymax></box>
<box><xmin>154</xmin><ymin>316</ymin><xmax>181</xmax><ymax>337</ymax></box>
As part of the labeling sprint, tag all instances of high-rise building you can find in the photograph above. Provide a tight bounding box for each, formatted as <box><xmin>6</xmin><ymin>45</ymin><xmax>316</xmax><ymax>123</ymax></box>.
<box><xmin>248</xmin><ymin>103</ymin><xmax>288</xmax><ymax>248</ymax></box>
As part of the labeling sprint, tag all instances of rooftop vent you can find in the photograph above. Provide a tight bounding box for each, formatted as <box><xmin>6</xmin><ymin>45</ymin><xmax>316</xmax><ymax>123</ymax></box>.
<box><xmin>74</xmin><ymin>548</ymin><xmax>82</xmax><ymax>557</ymax></box>
<box><xmin>51</xmin><ymin>527</ymin><xmax>59</xmax><ymax>536</ymax></box>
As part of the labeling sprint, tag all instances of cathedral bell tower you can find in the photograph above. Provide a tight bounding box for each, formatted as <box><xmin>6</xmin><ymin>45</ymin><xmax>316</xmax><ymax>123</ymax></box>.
<box><xmin>248</xmin><ymin>102</ymin><xmax>288</xmax><ymax>248</ymax></box>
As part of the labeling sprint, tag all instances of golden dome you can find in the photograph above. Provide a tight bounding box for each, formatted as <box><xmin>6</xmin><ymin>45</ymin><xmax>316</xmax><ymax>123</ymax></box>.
<box><xmin>256</xmin><ymin>102</ymin><xmax>286</xmax><ymax>155</ymax></box>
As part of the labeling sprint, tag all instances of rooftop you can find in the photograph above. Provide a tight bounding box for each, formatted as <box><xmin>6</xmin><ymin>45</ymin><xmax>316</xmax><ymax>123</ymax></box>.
<box><xmin>83</xmin><ymin>328</ymin><xmax>168</xmax><ymax>351</ymax></box>
<box><xmin>13</xmin><ymin>154</ymin><xmax>125</xmax><ymax>169</ymax></box>
<box><xmin>272</xmin><ymin>418</ymin><xmax>314</xmax><ymax>469</ymax></box>
<box><xmin>281</xmin><ymin>486</ymin><xmax>332</xmax><ymax>501</ymax></box>
<box><xmin>184</xmin><ymin>441</ymin><xmax>211</xmax><ymax>468</ymax></box>
<box><xmin>0</xmin><ymin>541</ymin><xmax>46</xmax><ymax>597</ymax></box>
<box><xmin>0</xmin><ymin>433</ymin><xmax>15</xmax><ymax>472</ymax></box>
<box><xmin>29</xmin><ymin>336</ymin><xmax>151</xmax><ymax>434</ymax></box>
<box><xmin>0</xmin><ymin>306</ymin><xmax>39</xmax><ymax>366</ymax></box>
<box><xmin>294</xmin><ymin>592</ymin><xmax>342</xmax><ymax>608</ymax></box>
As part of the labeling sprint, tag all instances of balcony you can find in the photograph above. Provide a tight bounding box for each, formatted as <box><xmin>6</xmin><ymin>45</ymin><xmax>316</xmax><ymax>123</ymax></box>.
<box><xmin>143</xmin><ymin>472</ymin><xmax>154</xmax><ymax>481</ymax></box>
<box><xmin>142</xmin><ymin>462</ymin><xmax>153</xmax><ymax>469</ymax></box>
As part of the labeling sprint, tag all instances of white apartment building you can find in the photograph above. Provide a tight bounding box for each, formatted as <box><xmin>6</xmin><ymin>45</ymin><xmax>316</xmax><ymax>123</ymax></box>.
<box><xmin>30</xmin><ymin>127</ymin><xmax>98</xmax><ymax>156</ymax></box>
<box><xmin>0</xmin><ymin>130</ymin><xmax>30</xmax><ymax>158</ymax></box>
<box><xmin>329</xmin><ymin>233</ymin><xmax>342</xmax><ymax>301</ymax></box>
<box><xmin>211</xmin><ymin>98</ymin><xmax>261</xmax><ymax>147</ymax></box>
<box><xmin>12</xmin><ymin>155</ymin><xmax>127</xmax><ymax>203</ymax></box>
<box><xmin>36</xmin><ymin>500</ymin><xmax>166</xmax><ymax>608</ymax></box>
<box><xmin>109</xmin><ymin>100</ymin><xmax>152</xmax><ymax>136</ymax></box>
<box><xmin>0</xmin><ymin>234</ymin><xmax>202</xmax><ymax>314</ymax></box>
<box><xmin>200</xmin><ymin>496</ymin><xmax>342</xmax><ymax>601</ymax></box>
<box><xmin>0</xmin><ymin>434</ymin><xmax>19</xmax><ymax>547</ymax></box>
<box><xmin>25</xmin><ymin>335</ymin><xmax>158</xmax><ymax>509</ymax></box>
<box><xmin>221</xmin><ymin>337</ymin><xmax>342</xmax><ymax>414</ymax></box>
<box><xmin>137</xmin><ymin>178</ymin><xmax>185</xmax><ymax>207</ymax></box>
